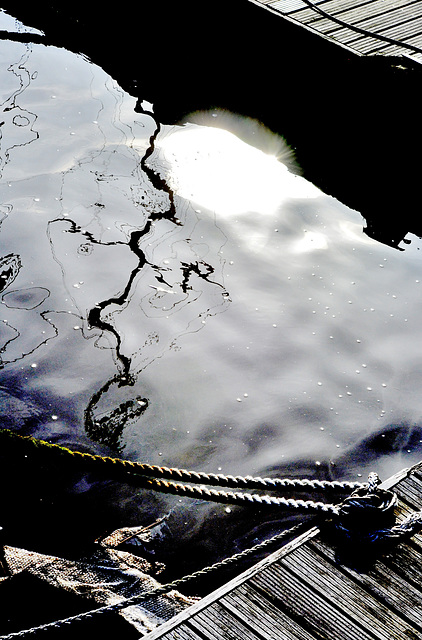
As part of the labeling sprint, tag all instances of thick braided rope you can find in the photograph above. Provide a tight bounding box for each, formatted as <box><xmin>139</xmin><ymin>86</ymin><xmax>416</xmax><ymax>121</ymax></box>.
<box><xmin>0</xmin><ymin>429</ymin><xmax>363</xmax><ymax>492</ymax></box>
<box><xmin>0</xmin><ymin>521</ymin><xmax>307</xmax><ymax>639</ymax></box>
<box><xmin>139</xmin><ymin>477</ymin><xmax>340</xmax><ymax>514</ymax></box>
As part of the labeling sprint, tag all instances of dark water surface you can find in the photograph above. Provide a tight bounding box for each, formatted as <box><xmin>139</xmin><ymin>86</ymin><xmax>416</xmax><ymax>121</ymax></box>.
<box><xmin>0</xmin><ymin>12</ymin><xmax>422</xmax><ymax>587</ymax></box>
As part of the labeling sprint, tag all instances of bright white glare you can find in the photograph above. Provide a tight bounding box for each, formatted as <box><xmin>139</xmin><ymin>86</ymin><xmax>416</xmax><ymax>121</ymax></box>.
<box><xmin>292</xmin><ymin>231</ymin><xmax>329</xmax><ymax>253</ymax></box>
<box><xmin>157</xmin><ymin>125</ymin><xmax>320</xmax><ymax>216</ymax></box>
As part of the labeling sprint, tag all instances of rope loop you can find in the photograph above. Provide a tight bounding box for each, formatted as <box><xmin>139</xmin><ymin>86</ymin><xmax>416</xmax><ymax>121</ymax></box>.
<box><xmin>332</xmin><ymin>474</ymin><xmax>399</xmax><ymax>546</ymax></box>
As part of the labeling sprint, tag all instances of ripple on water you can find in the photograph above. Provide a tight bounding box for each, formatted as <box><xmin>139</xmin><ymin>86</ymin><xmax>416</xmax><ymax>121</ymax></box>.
<box><xmin>0</xmin><ymin>29</ymin><xmax>421</xmax><ymax>563</ymax></box>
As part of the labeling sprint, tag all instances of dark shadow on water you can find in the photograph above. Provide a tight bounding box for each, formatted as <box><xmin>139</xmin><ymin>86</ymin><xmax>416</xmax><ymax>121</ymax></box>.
<box><xmin>2</xmin><ymin>1</ymin><xmax>422</xmax><ymax>249</ymax></box>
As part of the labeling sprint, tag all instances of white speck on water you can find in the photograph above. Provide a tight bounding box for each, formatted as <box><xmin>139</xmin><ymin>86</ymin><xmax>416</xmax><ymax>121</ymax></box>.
<box><xmin>30</xmin><ymin>363</ymin><xmax>37</xmax><ymax>368</ymax></box>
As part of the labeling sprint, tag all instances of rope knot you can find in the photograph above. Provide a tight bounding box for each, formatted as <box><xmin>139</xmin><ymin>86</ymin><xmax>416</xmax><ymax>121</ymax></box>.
<box><xmin>333</xmin><ymin>472</ymin><xmax>397</xmax><ymax>545</ymax></box>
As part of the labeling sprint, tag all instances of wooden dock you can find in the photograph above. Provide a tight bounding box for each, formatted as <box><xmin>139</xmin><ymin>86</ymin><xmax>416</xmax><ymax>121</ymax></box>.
<box><xmin>250</xmin><ymin>0</ymin><xmax>422</xmax><ymax>64</ymax></box>
<box><xmin>144</xmin><ymin>462</ymin><xmax>422</xmax><ymax>640</ymax></box>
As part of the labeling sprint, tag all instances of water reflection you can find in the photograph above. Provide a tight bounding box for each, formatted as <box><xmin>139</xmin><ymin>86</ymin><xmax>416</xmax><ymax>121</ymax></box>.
<box><xmin>0</xmin><ymin>21</ymin><xmax>422</xmax><ymax>571</ymax></box>
<box><xmin>0</xmin><ymin>38</ymin><xmax>232</xmax><ymax>451</ymax></box>
<box><xmin>156</xmin><ymin>124</ymin><xmax>302</xmax><ymax>216</ymax></box>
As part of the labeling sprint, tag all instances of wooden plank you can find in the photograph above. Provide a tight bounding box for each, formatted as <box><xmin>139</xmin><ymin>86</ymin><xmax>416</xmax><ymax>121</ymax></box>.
<box><xmin>164</xmin><ymin>628</ymin><xmax>203</xmax><ymax>640</ymax></box>
<box><xmin>249</xmin><ymin>0</ymin><xmax>362</xmax><ymax>54</ymax></box>
<box><xmin>278</xmin><ymin>545</ymin><xmax>421</xmax><ymax>640</ymax></box>
<box><xmin>188</xmin><ymin>602</ymin><xmax>266</xmax><ymax>640</ymax></box>
<box><xmin>252</xmin><ymin>0</ymin><xmax>422</xmax><ymax>62</ymax></box>
<box><xmin>295</xmin><ymin>1</ymin><xmax>419</xmax><ymax>40</ymax></box>
<box><xmin>395</xmin><ymin>473</ymin><xmax>422</xmax><ymax>509</ymax></box>
<box><xmin>267</xmin><ymin>0</ymin><xmax>309</xmax><ymax>12</ymax></box>
<box><xmin>310</xmin><ymin>538</ymin><xmax>422</xmax><ymax>629</ymax></box>
<box><xmin>349</xmin><ymin>30</ymin><xmax>422</xmax><ymax>54</ymax></box>
<box><xmin>290</xmin><ymin>0</ymin><xmax>410</xmax><ymax>24</ymax></box>
<box><xmin>321</xmin><ymin>9</ymin><xmax>422</xmax><ymax>44</ymax></box>
<box><xmin>331</xmin><ymin>4</ymin><xmax>422</xmax><ymax>41</ymax></box>
<box><xmin>383</xmin><ymin>541</ymin><xmax>422</xmax><ymax>588</ymax></box>
<box><xmin>377</xmin><ymin>33</ymin><xmax>422</xmax><ymax>55</ymax></box>
<box><xmin>220</xmin><ymin>583</ymin><xmax>317</xmax><ymax>640</ymax></box>
<box><xmin>266</xmin><ymin>0</ymin><xmax>306</xmax><ymax>12</ymax></box>
<box><xmin>250</xmin><ymin>562</ymin><xmax>376</xmax><ymax>640</ymax></box>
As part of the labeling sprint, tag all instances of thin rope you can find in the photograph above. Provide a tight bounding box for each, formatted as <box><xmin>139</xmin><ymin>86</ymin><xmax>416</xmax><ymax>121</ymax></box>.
<box><xmin>0</xmin><ymin>429</ymin><xmax>364</xmax><ymax>493</ymax></box>
<box><xmin>300</xmin><ymin>0</ymin><xmax>422</xmax><ymax>55</ymax></box>
<box><xmin>0</xmin><ymin>521</ymin><xmax>307</xmax><ymax>639</ymax></box>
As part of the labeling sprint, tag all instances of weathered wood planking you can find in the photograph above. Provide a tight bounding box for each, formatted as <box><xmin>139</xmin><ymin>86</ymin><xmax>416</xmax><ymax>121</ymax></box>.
<box><xmin>248</xmin><ymin>0</ymin><xmax>422</xmax><ymax>64</ymax></box>
<box><xmin>144</xmin><ymin>461</ymin><xmax>422</xmax><ymax>640</ymax></box>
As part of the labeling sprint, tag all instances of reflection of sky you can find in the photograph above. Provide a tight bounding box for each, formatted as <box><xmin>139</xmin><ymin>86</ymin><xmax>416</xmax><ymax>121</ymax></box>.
<box><xmin>156</xmin><ymin>125</ymin><xmax>319</xmax><ymax>216</ymax></box>
<box><xmin>0</xmin><ymin>29</ymin><xmax>421</xmax><ymax>496</ymax></box>
<box><xmin>0</xmin><ymin>9</ymin><xmax>44</xmax><ymax>35</ymax></box>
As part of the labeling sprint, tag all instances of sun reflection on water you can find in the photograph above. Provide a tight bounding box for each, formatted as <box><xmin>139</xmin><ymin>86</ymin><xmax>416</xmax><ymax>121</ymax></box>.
<box><xmin>156</xmin><ymin>124</ymin><xmax>320</xmax><ymax>217</ymax></box>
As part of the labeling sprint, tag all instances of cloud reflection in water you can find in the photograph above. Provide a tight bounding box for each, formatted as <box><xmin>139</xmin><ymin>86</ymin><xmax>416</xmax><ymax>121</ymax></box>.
<box><xmin>0</xmin><ymin>36</ymin><xmax>421</xmax><ymax>500</ymax></box>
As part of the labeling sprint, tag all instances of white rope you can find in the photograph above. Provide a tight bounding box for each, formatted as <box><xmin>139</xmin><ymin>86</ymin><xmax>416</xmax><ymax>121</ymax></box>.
<box><xmin>141</xmin><ymin>477</ymin><xmax>341</xmax><ymax>514</ymax></box>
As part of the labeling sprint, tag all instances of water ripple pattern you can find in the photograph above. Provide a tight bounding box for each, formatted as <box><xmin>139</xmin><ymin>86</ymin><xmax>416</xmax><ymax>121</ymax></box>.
<box><xmin>0</xmin><ymin>30</ymin><xmax>421</xmax><ymax>493</ymax></box>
